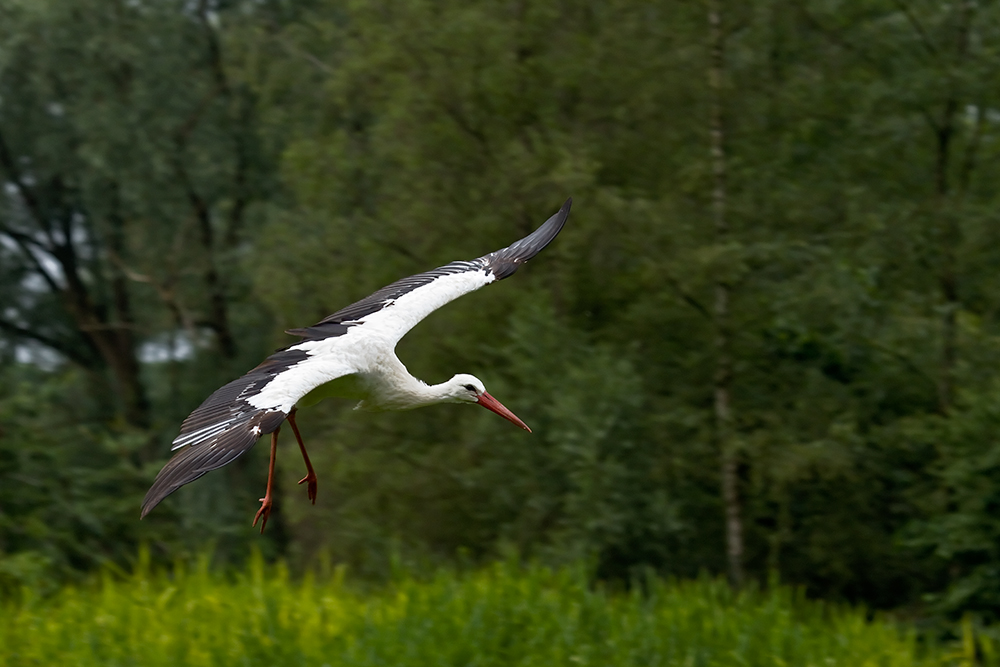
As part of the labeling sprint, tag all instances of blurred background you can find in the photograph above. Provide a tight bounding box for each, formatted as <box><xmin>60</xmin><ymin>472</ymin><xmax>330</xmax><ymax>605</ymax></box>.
<box><xmin>1</xmin><ymin>0</ymin><xmax>999</xmax><ymax>628</ymax></box>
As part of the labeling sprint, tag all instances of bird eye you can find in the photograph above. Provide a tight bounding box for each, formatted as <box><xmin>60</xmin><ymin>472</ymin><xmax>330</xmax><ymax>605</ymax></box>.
<box><xmin>462</xmin><ymin>384</ymin><xmax>475</xmax><ymax>391</ymax></box>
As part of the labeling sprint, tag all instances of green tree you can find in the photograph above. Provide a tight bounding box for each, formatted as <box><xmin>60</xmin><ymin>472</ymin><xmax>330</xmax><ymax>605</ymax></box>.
<box><xmin>0</xmin><ymin>0</ymin><xmax>272</xmax><ymax>430</ymax></box>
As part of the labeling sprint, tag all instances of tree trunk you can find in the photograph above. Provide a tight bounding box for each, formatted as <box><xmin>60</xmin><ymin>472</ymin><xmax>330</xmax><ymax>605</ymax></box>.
<box><xmin>56</xmin><ymin>220</ymin><xmax>151</xmax><ymax>429</ymax></box>
<box><xmin>0</xmin><ymin>129</ymin><xmax>151</xmax><ymax>429</ymax></box>
<box><xmin>708</xmin><ymin>0</ymin><xmax>743</xmax><ymax>589</ymax></box>
<box><xmin>107</xmin><ymin>202</ymin><xmax>152</xmax><ymax>429</ymax></box>
<box><xmin>934</xmin><ymin>0</ymin><xmax>974</xmax><ymax>414</ymax></box>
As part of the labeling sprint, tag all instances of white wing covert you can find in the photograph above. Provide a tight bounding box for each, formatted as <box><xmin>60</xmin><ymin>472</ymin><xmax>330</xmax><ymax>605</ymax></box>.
<box><xmin>285</xmin><ymin>198</ymin><xmax>572</xmax><ymax>346</ymax></box>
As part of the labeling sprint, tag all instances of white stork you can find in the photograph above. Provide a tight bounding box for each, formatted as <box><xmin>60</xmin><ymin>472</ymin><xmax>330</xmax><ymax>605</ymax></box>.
<box><xmin>141</xmin><ymin>198</ymin><xmax>572</xmax><ymax>531</ymax></box>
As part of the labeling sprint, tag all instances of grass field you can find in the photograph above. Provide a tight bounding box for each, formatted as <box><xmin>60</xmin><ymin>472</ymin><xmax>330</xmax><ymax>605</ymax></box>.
<box><xmin>0</xmin><ymin>552</ymin><xmax>981</xmax><ymax>666</ymax></box>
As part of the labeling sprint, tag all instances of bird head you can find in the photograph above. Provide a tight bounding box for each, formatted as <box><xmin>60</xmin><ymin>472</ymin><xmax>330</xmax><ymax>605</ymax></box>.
<box><xmin>446</xmin><ymin>374</ymin><xmax>531</xmax><ymax>432</ymax></box>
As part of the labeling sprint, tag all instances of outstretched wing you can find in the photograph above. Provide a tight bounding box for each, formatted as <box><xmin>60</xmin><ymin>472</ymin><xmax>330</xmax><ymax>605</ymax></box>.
<box><xmin>143</xmin><ymin>198</ymin><xmax>570</xmax><ymax>517</ymax></box>
<box><xmin>286</xmin><ymin>198</ymin><xmax>572</xmax><ymax>344</ymax></box>
<box><xmin>141</xmin><ymin>348</ymin><xmax>355</xmax><ymax>517</ymax></box>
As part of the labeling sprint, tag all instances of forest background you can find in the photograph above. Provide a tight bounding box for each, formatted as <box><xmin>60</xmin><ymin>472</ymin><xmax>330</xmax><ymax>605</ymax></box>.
<box><xmin>1</xmin><ymin>0</ymin><xmax>999</xmax><ymax>627</ymax></box>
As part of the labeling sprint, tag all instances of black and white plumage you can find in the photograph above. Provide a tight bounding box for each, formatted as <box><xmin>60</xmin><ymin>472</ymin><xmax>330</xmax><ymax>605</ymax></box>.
<box><xmin>141</xmin><ymin>198</ymin><xmax>572</xmax><ymax>524</ymax></box>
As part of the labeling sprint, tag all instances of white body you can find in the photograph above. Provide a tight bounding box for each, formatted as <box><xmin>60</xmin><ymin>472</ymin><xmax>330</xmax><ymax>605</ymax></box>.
<box><xmin>245</xmin><ymin>269</ymin><xmax>496</xmax><ymax>414</ymax></box>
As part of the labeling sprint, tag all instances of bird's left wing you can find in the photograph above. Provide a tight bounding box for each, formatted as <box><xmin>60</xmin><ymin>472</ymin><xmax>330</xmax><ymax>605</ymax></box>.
<box><xmin>286</xmin><ymin>198</ymin><xmax>572</xmax><ymax>345</ymax></box>
<box><xmin>141</xmin><ymin>348</ymin><xmax>355</xmax><ymax>517</ymax></box>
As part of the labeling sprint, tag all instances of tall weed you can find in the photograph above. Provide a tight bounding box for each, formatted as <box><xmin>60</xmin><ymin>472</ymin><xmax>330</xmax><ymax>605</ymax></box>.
<box><xmin>1</xmin><ymin>553</ymin><xmax>955</xmax><ymax>666</ymax></box>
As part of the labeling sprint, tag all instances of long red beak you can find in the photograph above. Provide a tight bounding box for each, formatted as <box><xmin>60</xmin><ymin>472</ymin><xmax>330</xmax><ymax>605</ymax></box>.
<box><xmin>476</xmin><ymin>391</ymin><xmax>531</xmax><ymax>433</ymax></box>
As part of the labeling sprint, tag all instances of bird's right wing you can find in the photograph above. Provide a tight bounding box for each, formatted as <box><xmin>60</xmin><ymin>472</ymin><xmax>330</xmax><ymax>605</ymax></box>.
<box><xmin>286</xmin><ymin>198</ymin><xmax>572</xmax><ymax>345</ymax></box>
<box><xmin>141</xmin><ymin>348</ymin><xmax>356</xmax><ymax>518</ymax></box>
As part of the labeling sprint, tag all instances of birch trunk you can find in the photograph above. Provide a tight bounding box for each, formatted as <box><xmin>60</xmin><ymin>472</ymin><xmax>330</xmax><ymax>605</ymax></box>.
<box><xmin>709</xmin><ymin>0</ymin><xmax>743</xmax><ymax>588</ymax></box>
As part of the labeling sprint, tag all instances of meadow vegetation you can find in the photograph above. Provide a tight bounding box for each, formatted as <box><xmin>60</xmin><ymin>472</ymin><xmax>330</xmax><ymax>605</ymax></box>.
<box><xmin>1</xmin><ymin>553</ymin><xmax>971</xmax><ymax>667</ymax></box>
<box><xmin>2</xmin><ymin>0</ymin><xmax>1000</xmax><ymax>640</ymax></box>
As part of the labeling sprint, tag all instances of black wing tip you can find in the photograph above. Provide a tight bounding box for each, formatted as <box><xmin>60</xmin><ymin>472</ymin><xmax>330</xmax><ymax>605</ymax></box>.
<box><xmin>482</xmin><ymin>197</ymin><xmax>572</xmax><ymax>280</ymax></box>
<box><xmin>140</xmin><ymin>409</ymin><xmax>285</xmax><ymax>519</ymax></box>
<box><xmin>140</xmin><ymin>464</ymin><xmax>198</xmax><ymax>519</ymax></box>
<box><xmin>545</xmin><ymin>196</ymin><xmax>572</xmax><ymax>238</ymax></box>
<box><xmin>514</xmin><ymin>196</ymin><xmax>573</xmax><ymax>254</ymax></box>
<box><xmin>139</xmin><ymin>460</ymin><xmax>216</xmax><ymax>519</ymax></box>
<box><xmin>140</xmin><ymin>454</ymin><xmax>226</xmax><ymax>520</ymax></box>
<box><xmin>140</xmin><ymin>485</ymin><xmax>170</xmax><ymax>519</ymax></box>
<box><xmin>539</xmin><ymin>197</ymin><xmax>571</xmax><ymax>235</ymax></box>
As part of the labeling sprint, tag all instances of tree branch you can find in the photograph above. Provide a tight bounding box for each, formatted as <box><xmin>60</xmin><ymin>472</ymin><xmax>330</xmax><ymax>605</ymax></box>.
<box><xmin>0</xmin><ymin>318</ymin><xmax>92</xmax><ymax>367</ymax></box>
<box><xmin>891</xmin><ymin>0</ymin><xmax>939</xmax><ymax>58</ymax></box>
<box><xmin>170</xmin><ymin>148</ymin><xmax>237</xmax><ymax>358</ymax></box>
<box><xmin>273</xmin><ymin>36</ymin><xmax>334</xmax><ymax>74</ymax></box>
<box><xmin>790</xmin><ymin>0</ymin><xmax>881</xmax><ymax>69</ymax></box>
<box><xmin>662</xmin><ymin>268</ymin><xmax>713</xmax><ymax>323</ymax></box>
<box><xmin>0</xmin><ymin>227</ymin><xmax>62</xmax><ymax>293</ymax></box>
<box><xmin>864</xmin><ymin>338</ymin><xmax>938</xmax><ymax>394</ymax></box>
<box><xmin>0</xmin><ymin>126</ymin><xmax>54</xmax><ymax>239</ymax></box>
<box><xmin>110</xmin><ymin>250</ymin><xmax>199</xmax><ymax>342</ymax></box>
<box><xmin>959</xmin><ymin>102</ymin><xmax>984</xmax><ymax>195</ymax></box>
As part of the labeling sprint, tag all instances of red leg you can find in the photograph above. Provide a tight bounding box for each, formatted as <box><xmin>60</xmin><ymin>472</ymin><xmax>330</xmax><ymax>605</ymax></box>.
<box><xmin>252</xmin><ymin>426</ymin><xmax>279</xmax><ymax>534</ymax></box>
<box><xmin>287</xmin><ymin>408</ymin><xmax>317</xmax><ymax>504</ymax></box>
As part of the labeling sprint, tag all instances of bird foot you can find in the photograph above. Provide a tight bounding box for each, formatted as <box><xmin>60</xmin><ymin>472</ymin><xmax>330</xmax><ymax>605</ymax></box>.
<box><xmin>252</xmin><ymin>496</ymin><xmax>273</xmax><ymax>534</ymax></box>
<box><xmin>298</xmin><ymin>473</ymin><xmax>318</xmax><ymax>505</ymax></box>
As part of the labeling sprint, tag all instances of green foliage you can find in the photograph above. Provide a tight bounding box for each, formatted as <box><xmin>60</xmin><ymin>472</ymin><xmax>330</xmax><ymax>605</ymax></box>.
<box><xmin>267</xmin><ymin>301</ymin><xmax>655</xmax><ymax>579</ymax></box>
<box><xmin>0</xmin><ymin>0</ymin><xmax>288</xmax><ymax>564</ymax></box>
<box><xmin>0</xmin><ymin>364</ymin><xmax>155</xmax><ymax>595</ymax></box>
<box><xmin>0</xmin><ymin>555</ymin><xmax>948</xmax><ymax>667</ymax></box>
<box><xmin>899</xmin><ymin>383</ymin><xmax>1000</xmax><ymax>621</ymax></box>
<box><xmin>251</xmin><ymin>0</ymin><xmax>1000</xmax><ymax>617</ymax></box>
<box><xmin>2</xmin><ymin>0</ymin><xmax>1000</xmax><ymax>628</ymax></box>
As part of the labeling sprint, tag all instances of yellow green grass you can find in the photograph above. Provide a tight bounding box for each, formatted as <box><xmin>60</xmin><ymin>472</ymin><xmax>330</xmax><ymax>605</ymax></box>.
<box><xmin>0</xmin><ymin>553</ymin><xmax>971</xmax><ymax>666</ymax></box>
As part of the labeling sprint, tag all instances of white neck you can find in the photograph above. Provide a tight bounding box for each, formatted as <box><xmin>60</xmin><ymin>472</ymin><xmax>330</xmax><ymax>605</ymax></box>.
<box><xmin>360</xmin><ymin>372</ymin><xmax>460</xmax><ymax>411</ymax></box>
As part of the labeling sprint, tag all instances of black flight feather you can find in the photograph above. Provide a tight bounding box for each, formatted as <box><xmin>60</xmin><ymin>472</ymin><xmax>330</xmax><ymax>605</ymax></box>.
<box><xmin>140</xmin><ymin>349</ymin><xmax>306</xmax><ymax>517</ymax></box>
<box><xmin>287</xmin><ymin>198</ymin><xmax>571</xmax><ymax>340</ymax></box>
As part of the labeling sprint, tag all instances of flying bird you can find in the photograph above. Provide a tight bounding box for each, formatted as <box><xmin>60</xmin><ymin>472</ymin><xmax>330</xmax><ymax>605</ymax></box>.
<box><xmin>142</xmin><ymin>198</ymin><xmax>572</xmax><ymax>531</ymax></box>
